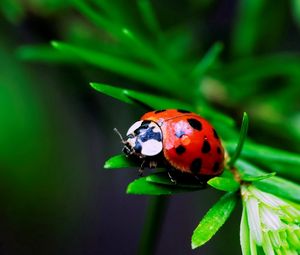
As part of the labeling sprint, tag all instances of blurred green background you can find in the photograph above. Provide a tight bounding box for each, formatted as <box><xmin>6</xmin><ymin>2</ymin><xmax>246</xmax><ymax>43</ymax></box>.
<box><xmin>0</xmin><ymin>0</ymin><xmax>299</xmax><ymax>254</ymax></box>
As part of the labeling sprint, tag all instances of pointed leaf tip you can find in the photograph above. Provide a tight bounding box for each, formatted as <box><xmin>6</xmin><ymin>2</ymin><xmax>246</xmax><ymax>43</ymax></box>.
<box><xmin>104</xmin><ymin>154</ymin><xmax>136</xmax><ymax>169</ymax></box>
<box><xmin>191</xmin><ymin>192</ymin><xmax>237</xmax><ymax>249</ymax></box>
<box><xmin>207</xmin><ymin>177</ymin><xmax>240</xmax><ymax>192</ymax></box>
<box><xmin>89</xmin><ymin>82</ymin><xmax>98</xmax><ymax>90</ymax></box>
<box><xmin>50</xmin><ymin>40</ymin><xmax>59</xmax><ymax>48</ymax></box>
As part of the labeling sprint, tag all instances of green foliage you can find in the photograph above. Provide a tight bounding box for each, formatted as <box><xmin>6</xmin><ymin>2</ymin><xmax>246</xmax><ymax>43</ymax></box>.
<box><xmin>207</xmin><ymin>176</ymin><xmax>240</xmax><ymax>192</ymax></box>
<box><xmin>126</xmin><ymin>172</ymin><xmax>204</xmax><ymax>195</ymax></box>
<box><xmin>191</xmin><ymin>192</ymin><xmax>238</xmax><ymax>249</ymax></box>
<box><xmin>237</xmin><ymin>160</ymin><xmax>300</xmax><ymax>203</ymax></box>
<box><xmin>8</xmin><ymin>0</ymin><xmax>300</xmax><ymax>254</ymax></box>
<box><xmin>228</xmin><ymin>112</ymin><xmax>249</xmax><ymax>167</ymax></box>
<box><xmin>104</xmin><ymin>154</ymin><xmax>137</xmax><ymax>169</ymax></box>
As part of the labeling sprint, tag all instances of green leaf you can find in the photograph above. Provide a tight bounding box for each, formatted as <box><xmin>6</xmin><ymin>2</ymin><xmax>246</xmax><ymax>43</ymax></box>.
<box><xmin>191</xmin><ymin>42</ymin><xmax>223</xmax><ymax>79</ymax></box>
<box><xmin>241</xmin><ymin>172</ymin><xmax>276</xmax><ymax>182</ymax></box>
<box><xmin>16</xmin><ymin>45</ymin><xmax>77</xmax><ymax>62</ymax></box>
<box><xmin>191</xmin><ymin>192</ymin><xmax>238</xmax><ymax>249</ymax></box>
<box><xmin>0</xmin><ymin>0</ymin><xmax>25</xmax><ymax>24</ymax></box>
<box><xmin>104</xmin><ymin>154</ymin><xmax>136</xmax><ymax>169</ymax></box>
<box><xmin>228</xmin><ymin>112</ymin><xmax>249</xmax><ymax>167</ymax></box>
<box><xmin>196</xmin><ymin>103</ymin><xmax>235</xmax><ymax>128</ymax></box>
<box><xmin>231</xmin><ymin>0</ymin><xmax>266</xmax><ymax>57</ymax></box>
<box><xmin>126</xmin><ymin>176</ymin><xmax>199</xmax><ymax>195</ymax></box>
<box><xmin>217</xmin><ymin>54</ymin><xmax>300</xmax><ymax>89</ymax></box>
<box><xmin>120</xmin><ymin>28</ymin><xmax>183</xmax><ymax>86</ymax></box>
<box><xmin>226</xmin><ymin>141</ymin><xmax>300</xmax><ymax>181</ymax></box>
<box><xmin>292</xmin><ymin>0</ymin><xmax>300</xmax><ymax>28</ymax></box>
<box><xmin>52</xmin><ymin>41</ymin><xmax>170</xmax><ymax>89</ymax></box>
<box><xmin>146</xmin><ymin>171</ymin><xmax>206</xmax><ymax>189</ymax></box>
<box><xmin>236</xmin><ymin>160</ymin><xmax>300</xmax><ymax>203</ymax></box>
<box><xmin>90</xmin><ymin>82</ymin><xmax>193</xmax><ymax>110</ymax></box>
<box><xmin>91</xmin><ymin>82</ymin><xmax>236</xmax><ymax>130</ymax></box>
<box><xmin>137</xmin><ymin>0</ymin><xmax>163</xmax><ymax>41</ymax></box>
<box><xmin>124</xmin><ymin>89</ymin><xmax>193</xmax><ymax>110</ymax></box>
<box><xmin>207</xmin><ymin>177</ymin><xmax>240</xmax><ymax>192</ymax></box>
<box><xmin>254</xmin><ymin>177</ymin><xmax>300</xmax><ymax>204</ymax></box>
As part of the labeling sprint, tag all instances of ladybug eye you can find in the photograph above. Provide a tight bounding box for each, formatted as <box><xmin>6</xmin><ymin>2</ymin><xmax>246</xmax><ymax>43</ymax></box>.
<box><xmin>127</xmin><ymin>134</ymin><xmax>134</xmax><ymax>139</ymax></box>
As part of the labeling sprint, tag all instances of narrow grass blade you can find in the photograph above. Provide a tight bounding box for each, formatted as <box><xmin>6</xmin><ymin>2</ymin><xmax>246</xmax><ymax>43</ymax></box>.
<box><xmin>231</xmin><ymin>0</ymin><xmax>265</xmax><ymax>57</ymax></box>
<box><xmin>236</xmin><ymin>160</ymin><xmax>300</xmax><ymax>203</ymax></box>
<box><xmin>73</xmin><ymin>0</ymin><xmax>180</xmax><ymax>85</ymax></box>
<box><xmin>217</xmin><ymin>54</ymin><xmax>300</xmax><ymax>85</ymax></box>
<box><xmin>191</xmin><ymin>42</ymin><xmax>223</xmax><ymax>79</ymax></box>
<box><xmin>124</xmin><ymin>89</ymin><xmax>193</xmax><ymax>110</ymax></box>
<box><xmin>91</xmin><ymin>83</ymin><xmax>235</xmax><ymax>135</ymax></box>
<box><xmin>196</xmin><ymin>103</ymin><xmax>235</xmax><ymax>127</ymax></box>
<box><xmin>228</xmin><ymin>142</ymin><xmax>300</xmax><ymax>165</ymax></box>
<box><xmin>292</xmin><ymin>0</ymin><xmax>300</xmax><ymax>28</ymax></box>
<box><xmin>137</xmin><ymin>0</ymin><xmax>163</xmax><ymax>41</ymax></box>
<box><xmin>191</xmin><ymin>192</ymin><xmax>238</xmax><ymax>249</ymax></box>
<box><xmin>17</xmin><ymin>45</ymin><xmax>77</xmax><ymax>62</ymax></box>
<box><xmin>254</xmin><ymin>177</ymin><xmax>300</xmax><ymax>204</ymax></box>
<box><xmin>90</xmin><ymin>82</ymin><xmax>194</xmax><ymax>110</ymax></box>
<box><xmin>207</xmin><ymin>177</ymin><xmax>240</xmax><ymax>192</ymax></box>
<box><xmin>226</xmin><ymin>141</ymin><xmax>300</xmax><ymax>181</ymax></box>
<box><xmin>52</xmin><ymin>41</ymin><xmax>170</xmax><ymax>88</ymax></box>
<box><xmin>92</xmin><ymin>0</ymin><xmax>123</xmax><ymax>23</ymax></box>
<box><xmin>121</xmin><ymin>28</ymin><xmax>183</xmax><ymax>87</ymax></box>
<box><xmin>90</xmin><ymin>83</ymin><xmax>132</xmax><ymax>104</ymax></box>
<box><xmin>0</xmin><ymin>0</ymin><xmax>24</xmax><ymax>23</ymax></box>
<box><xmin>241</xmin><ymin>172</ymin><xmax>276</xmax><ymax>182</ymax></box>
<box><xmin>228</xmin><ymin>112</ymin><xmax>249</xmax><ymax>167</ymax></box>
<box><xmin>72</xmin><ymin>0</ymin><xmax>121</xmax><ymax>38</ymax></box>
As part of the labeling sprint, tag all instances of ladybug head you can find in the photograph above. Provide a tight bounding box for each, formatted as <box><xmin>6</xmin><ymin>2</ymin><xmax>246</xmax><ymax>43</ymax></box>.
<box><xmin>115</xmin><ymin>120</ymin><xmax>163</xmax><ymax>158</ymax></box>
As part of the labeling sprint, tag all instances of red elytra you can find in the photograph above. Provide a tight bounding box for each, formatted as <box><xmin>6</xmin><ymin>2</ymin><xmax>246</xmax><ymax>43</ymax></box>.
<box><xmin>141</xmin><ymin>109</ymin><xmax>224</xmax><ymax>176</ymax></box>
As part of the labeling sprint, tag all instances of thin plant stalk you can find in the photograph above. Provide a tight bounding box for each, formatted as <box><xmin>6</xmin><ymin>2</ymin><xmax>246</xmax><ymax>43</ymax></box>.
<box><xmin>138</xmin><ymin>196</ymin><xmax>169</xmax><ymax>255</ymax></box>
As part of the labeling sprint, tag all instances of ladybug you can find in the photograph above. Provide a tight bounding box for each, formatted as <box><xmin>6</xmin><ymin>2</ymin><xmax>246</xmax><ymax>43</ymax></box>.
<box><xmin>115</xmin><ymin>109</ymin><xmax>224</xmax><ymax>179</ymax></box>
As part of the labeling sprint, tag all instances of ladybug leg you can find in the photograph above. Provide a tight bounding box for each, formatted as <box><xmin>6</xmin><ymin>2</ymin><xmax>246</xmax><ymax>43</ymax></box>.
<box><xmin>138</xmin><ymin>160</ymin><xmax>146</xmax><ymax>176</ymax></box>
<box><xmin>149</xmin><ymin>160</ymin><xmax>157</xmax><ymax>169</ymax></box>
<box><xmin>167</xmin><ymin>170</ymin><xmax>177</xmax><ymax>184</ymax></box>
<box><xmin>192</xmin><ymin>174</ymin><xmax>206</xmax><ymax>185</ymax></box>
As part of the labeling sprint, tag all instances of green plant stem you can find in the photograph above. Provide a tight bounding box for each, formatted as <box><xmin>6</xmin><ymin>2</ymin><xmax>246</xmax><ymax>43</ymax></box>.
<box><xmin>138</xmin><ymin>196</ymin><xmax>169</xmax><ymax>255</ymax></box>
<box><xmin>228</xmin><ymin>112</ymin><xmax>249</xmax><ymax>167</ymax></box>
<box><xmin>191</xmin><ymin>42</ymin><xmax>223</xmax><ymax>80</ymax></box>
<box><xmin>137</xmin><ymin>0</ymin><xmax>164</xmax><ymax>42</ymax></box>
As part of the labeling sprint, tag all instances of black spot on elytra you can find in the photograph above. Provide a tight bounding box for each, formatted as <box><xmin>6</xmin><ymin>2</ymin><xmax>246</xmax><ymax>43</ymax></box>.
<box><xmin>154</xmin><ymin>110</ymin><xmax>166</xmax><ymax>114</ymax></box>
<box><xmin>187</xmin><ymin>118</ymin><xmax>202</xmax><ymax>131</ymax></box>
<box><xmin>212</xmin><ymin>162</ymin><xmax>220</xmax><ymax>172</ymax></box>
<box><xmin>217</xmin><ymin>147</ymin><xmax>222</xmax><ymax>154</ymax></box>
<box><xmin>177</xmin><ymin>109</ymin><xmax>191</xmax><ymax>113</ymax></box>
<box><xmin>213</xmin><ymin>129</ymin><xmax>219</xmax><ymax>139</ymax></box>
<box><xmin>175</xmin><ymin>130</ymin><xmax>185</xmax><ymax>138</ymax></box>
<box><xmin>190</xmin><ymin>158</ymin><xmax>202</xmax><ymax>174</ymax></box>
<box><xmin>175</xmin><ymin>145</ymin><xmax>186</xmax><ymax>155</ymax></box>
<box><xmin>202</xmin><ymin>140</ymin><xmax>211</xmax><ymax>153</ymax></box>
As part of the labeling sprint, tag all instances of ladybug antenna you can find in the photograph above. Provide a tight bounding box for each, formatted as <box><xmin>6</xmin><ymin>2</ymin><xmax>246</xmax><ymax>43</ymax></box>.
<box><xmin>113</xmin><ymin>128</ymin><xmax>126</xmax><ymax>143</ymax></box>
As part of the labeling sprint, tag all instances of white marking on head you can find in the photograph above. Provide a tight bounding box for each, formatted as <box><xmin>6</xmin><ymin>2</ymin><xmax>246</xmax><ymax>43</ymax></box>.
<box><xmin>141</xmin><ymin>139</ymin><xmax>163</xmax><ymax>156</ymax></box>
<box><xmin>126</xmin><ymin>120</ymin><xmax>163</xmax><ymax>157</ymax></box>
<box><xmin>126</xmin><ymin>121</ymin><xmax>143</xmax><ymax>136</ymax></box>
